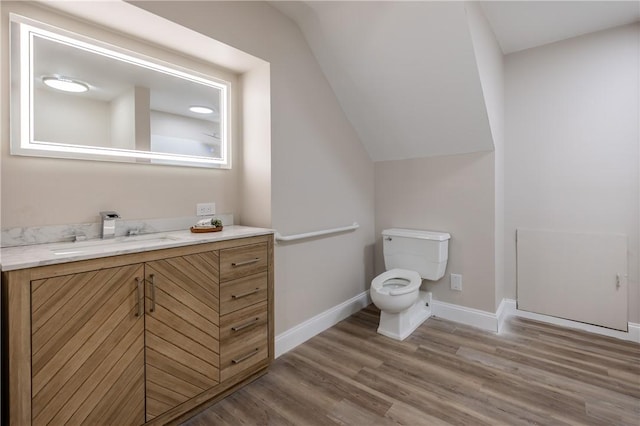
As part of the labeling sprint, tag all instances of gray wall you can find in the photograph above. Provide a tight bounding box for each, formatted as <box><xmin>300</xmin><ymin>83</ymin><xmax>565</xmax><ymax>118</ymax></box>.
<box><xmin>375</xmin><ymin>152</ymin><xmax>497</xmax><ymax>313</ymax></box>
<box><xmin>505</xmin><ymin>23</ymin><xmax>640</xmax><ymax>323</ymax></box>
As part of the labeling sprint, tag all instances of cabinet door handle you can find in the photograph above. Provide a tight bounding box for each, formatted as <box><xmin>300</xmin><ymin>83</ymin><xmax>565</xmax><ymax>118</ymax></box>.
<box><xmin>231</xmin><ymin>288</ymin><xmax>260</xmax><ymax>300</ymax></box>
<box><xmin>148</xmin><ymin>274</ymin><xmax>156</xmax><ymax>312</ymax></box>
<box><xmin>231</xmin><ymin>348</ymin><xmax>260</xmax><ymax>364</ymax></box>
<box><xmin>231</xmin><ymin>258</ymin><xmax>260</xmax><ymax>267</ymax></box>
<box><xmin>135</xmin><ymin>277</ymin><xmax>144</xmax><ymax>317</ymax></box>
<box><xmin>231</xmin><ymin>317</ymin><xmax>260</xmax><ymax>332</ymax></box>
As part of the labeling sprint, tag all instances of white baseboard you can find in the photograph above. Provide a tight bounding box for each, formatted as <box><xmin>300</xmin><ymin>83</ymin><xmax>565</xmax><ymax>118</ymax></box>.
<box><xmin>497</xmin><ymin>299</ymin><xmax>517</xmax><ymax>333</ymax></box>
<box><xmin>274</xmin><ymin>290</ymin><xmax>371</xmax><ymax>358</ymax></box>
<box><xmin>430</xmin><ymin>299</ymin><xmax>500</xmax><ymax>332</ymax></box>
<box><xmin>275</xmin><ymin>293</ymin><xmax>638</xmax><ymax>359</ymax></box>
<box><xmin>501</xmin><ymin>298</ymin><xmax>640</xmax><ymax>344</ymax></box>
<box><xmin>425</xmin><ymin>297</ymin><xmax>640</xmax><ymax>344</ymax></box>
<box><xmin>630</xmin><ymin>323</ymin><xmax>640</xmax><ymax>343</ymax></box>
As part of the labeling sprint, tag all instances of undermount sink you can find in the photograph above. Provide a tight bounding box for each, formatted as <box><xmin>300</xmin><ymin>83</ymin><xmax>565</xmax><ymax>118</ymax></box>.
<box><xmin>50</xmin><ymin>234</ymin><xmax>183</xmax><ymax>255</ymax></box>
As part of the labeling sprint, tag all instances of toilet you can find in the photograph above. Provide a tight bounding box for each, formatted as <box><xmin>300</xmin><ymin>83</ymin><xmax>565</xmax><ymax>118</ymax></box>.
<box><xmin>370</xmin><ymin>228</ymin><xmax>450</xmax><ymax>340</ymax></box>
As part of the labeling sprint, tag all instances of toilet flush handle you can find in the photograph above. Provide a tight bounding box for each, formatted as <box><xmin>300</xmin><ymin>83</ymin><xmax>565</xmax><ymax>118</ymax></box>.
<box><xmin>385</xmin><ymin>236</ymin><xmax>392</xmax><ymax>241</ymax></box>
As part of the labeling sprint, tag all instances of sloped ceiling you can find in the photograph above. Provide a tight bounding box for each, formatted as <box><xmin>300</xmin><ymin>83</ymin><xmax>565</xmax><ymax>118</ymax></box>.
<box><xmin>481</xmin><ymin>1</ymin><xmax>640</xmax><ymax>54</ymax></box>
<box><xmin>272</xmin><ymin>1</ymin><xmax>639</xmax><ymax>162</ymax></box>
<box><xmin>272</xmin><ymin>1</ymin><xmax>495</xmax><ymax>162</ymax></box>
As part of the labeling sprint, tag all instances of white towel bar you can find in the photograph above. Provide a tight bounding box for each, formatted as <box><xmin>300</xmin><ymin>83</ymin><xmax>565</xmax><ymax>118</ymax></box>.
<box><xmin>275</xmin><ymin>222</ymin><xmax>359</xmax><ymax>242</ymax></box>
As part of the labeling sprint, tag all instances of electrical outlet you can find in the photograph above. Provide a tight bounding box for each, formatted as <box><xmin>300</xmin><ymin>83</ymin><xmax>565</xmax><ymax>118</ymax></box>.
<box><xmin>450</xmin><ymin>273</ymin><xmax>462</xmax><ymax>291</ymax></box>
<box><xmin>196</xmin><ymin>202</ymin><xmax>216</xmax><ymax>216</ymax></box>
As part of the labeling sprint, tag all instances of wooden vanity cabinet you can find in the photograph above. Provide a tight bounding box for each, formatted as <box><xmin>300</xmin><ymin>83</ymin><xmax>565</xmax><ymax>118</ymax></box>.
<box><xmin>2</xmin><ymin>234</ymin><xmax>274</xmax><ymax>426</ymax></box>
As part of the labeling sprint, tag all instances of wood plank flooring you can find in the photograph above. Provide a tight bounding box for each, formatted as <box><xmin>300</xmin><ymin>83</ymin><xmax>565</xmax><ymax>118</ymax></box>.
<box><xmin>181</xmin><ymin>305</ymin><xmax>640</xmax><ymax>425</ymax></box>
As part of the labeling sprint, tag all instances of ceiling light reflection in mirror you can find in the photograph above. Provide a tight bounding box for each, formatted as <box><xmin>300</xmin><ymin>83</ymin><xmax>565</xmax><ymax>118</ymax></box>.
<box><xmin>11</xmin><ymin>14</ymin><xmax>231</xmax><ymax>168</ymax></box>
<box><xmin>42</xmin><ymin>76</ymin><xmax>90</xmax><ymax>93</ymax></box>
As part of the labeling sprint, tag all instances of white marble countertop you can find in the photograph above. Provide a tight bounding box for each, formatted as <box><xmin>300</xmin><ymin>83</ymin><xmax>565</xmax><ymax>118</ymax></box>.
<box><xmin>0</xmin><ymin>225</ymin><xmax>273</xmax><ymax>271</ymax></box>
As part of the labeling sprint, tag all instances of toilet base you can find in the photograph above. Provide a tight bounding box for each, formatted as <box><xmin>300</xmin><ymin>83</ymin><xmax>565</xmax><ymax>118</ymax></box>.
<box><xmin>377</xmin><ymin>291</ymin><xmax>432</xmax><ymax>341</ymax></box>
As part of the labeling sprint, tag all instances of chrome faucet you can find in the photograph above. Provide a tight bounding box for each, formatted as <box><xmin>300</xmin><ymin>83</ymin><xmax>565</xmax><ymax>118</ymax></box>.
<box><xmin>100</xmin><ymin>211</ymin><xmax>120</xmax><ymax>239</ymax></box>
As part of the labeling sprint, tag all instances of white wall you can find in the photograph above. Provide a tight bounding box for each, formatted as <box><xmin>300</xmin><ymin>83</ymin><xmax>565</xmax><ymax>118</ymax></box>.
<box><xmin>110</xmin><ymin>88</ymin><xmax>136</xmax><ymax>150</ymax></box>
<box><xmin>35</xmin><ymin>89</ymin><xmax>111</xmax><ymax>147</ymax></box>
<box><xmin>101</xmin><ymin>1</ymin><xmax>377</xmax><ymax>335</ymax></box>
<box><xmin>505</xmin><ymin>23</ymin><xmax>640</xmax><ymax>323</ymax></box>
<box><xmin>150</xmin><ymin>111</ymin><xmax>219</xmax><ymax>158</ymax></box>
<box><xmin>375</xmin><ymin>152</ymin><xmax>496</xmax><ymax>313</ymax></box>
<box><xmin>465</xmin><ymin>2</ymin><xmax>505</xmax><ymax>311</ymax></box>
<box><xmin>239</xmin><ymin>63</ymin><xmax>271</xmax><ymax>228</ymax></box>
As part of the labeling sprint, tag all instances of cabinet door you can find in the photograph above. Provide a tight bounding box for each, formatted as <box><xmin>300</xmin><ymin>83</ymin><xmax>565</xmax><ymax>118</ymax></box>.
<box><xmin>31</xmin><ymin>264</ymin><xmax>145</xmax><ymax>426</ymax></box>
<box><xmin>144</xmin><ymin>251</ymin><xmax>221</xmax><ymax>421</ymax></box>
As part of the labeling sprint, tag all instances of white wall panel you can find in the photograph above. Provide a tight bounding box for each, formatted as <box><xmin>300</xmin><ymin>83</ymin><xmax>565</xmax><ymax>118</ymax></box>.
<box><xmin>517</xmin><ymin>228</ymin><xmax>628</xmax><ymax>331</ymax></box>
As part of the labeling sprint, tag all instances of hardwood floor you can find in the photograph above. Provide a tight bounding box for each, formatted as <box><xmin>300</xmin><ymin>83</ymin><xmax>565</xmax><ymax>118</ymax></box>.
<box><xmin>181</xmin><ymin>305</ymin><xmax>640</xmax><ymax>425</ymax></box>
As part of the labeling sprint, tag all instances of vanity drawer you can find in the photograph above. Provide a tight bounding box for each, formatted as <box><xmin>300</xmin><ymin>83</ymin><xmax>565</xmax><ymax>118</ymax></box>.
<box><xmin>220</xmin><ymin>243</ymin><xmax>268</xmax><ymax>281</ymax></box>
<box><xmin>220</xmin><ymin>327</ymin><xmax>268</xmax><ymax>382</ymax></box>
<box><xmin>220</xmin><ymin>272</ymin><xmax>268</xmax><ymax>315</ymax></box>
<box><xmin>220</xmin><ymin>301</ymin><xmax>268</xmax><ymax>342</ymax></box>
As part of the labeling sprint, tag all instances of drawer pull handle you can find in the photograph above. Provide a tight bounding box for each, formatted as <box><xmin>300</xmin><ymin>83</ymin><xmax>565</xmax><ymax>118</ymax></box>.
<box><xmin>232</xmin><ymin>348</ymin><xmax>260</xmax><ymax>364</ymax></box>
<box><xmin>231</xmin><ymin>288</ymin><xmax>260</xmax><ymax>299</ymax></box>
<box><xmin>231</xmin><ymin>317</ymin><xmax>261</xmax><ymax>332</ymax></box>
<box><xmin>148</xmin><ymin>274</ymin><xmax>156</xmax><ymax>313</ymax></box>
<box><xmin>135</xmin><ymin>277</ymin><xmax>144</xmax><ymax>317</ymax></box>
<box><xmin>231</xmin><ymin>258</ymin><xmax>260</xmax><ymax>267</ymax></box>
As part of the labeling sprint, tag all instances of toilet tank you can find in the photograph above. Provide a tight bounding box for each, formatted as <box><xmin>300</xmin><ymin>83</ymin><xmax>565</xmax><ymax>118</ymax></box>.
<box><xmin>382</xmin><ymin>228</ymin><xmax>450</xmax><ymax>280</ymax></box>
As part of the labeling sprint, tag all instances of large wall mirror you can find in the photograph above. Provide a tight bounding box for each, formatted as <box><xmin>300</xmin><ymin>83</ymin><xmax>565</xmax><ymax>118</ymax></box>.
<box><xmin>10</xmin><ymin>14</ymin><xmax>231</xmax><ymax>168</ymax></box>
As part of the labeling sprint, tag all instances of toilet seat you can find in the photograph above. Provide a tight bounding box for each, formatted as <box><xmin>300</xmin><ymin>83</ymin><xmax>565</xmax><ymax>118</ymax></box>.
<box><xmin>371</xmin><ymin>268</ymin><xmax>421</xmax><ymax>296</ymax></box>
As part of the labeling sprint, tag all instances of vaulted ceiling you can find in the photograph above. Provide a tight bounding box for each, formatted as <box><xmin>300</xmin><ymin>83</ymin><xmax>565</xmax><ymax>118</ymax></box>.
<box><xmin>272</xmin><ymin>1</ymin><xmax>640</xmax><ymax>162</ymax></box>
<box><xmin>481</xmin><ymin>1</ymin><xmax>640</xmax><ymax>54</ymax></box>
<box><xmin>272</xmin><ymin>1</ymin><xmax>495</xmax><ymax>162</ymax></box>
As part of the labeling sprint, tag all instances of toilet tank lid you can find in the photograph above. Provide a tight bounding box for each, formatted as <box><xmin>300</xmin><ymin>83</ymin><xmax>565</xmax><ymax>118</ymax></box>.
<box><xmin>382</xmin><ymin>228</ymin><xmax>451</xmax><ymax>241</ymax></box>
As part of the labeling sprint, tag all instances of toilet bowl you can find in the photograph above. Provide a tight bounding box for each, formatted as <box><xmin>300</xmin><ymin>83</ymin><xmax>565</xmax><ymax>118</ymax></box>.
<box><xmin>370</xmin><ymin>269</ymin><xmax>421</xmax><ymax>313</ymax></box>
<box><xmin>370</xmin><ymin>228</ymin><xmax>450</xmax><ymax>340</ymax></box>
<box><xmin>370</xmin><ymin>268</ymin><xmax>430</xmax><ymax>340</ymax></box>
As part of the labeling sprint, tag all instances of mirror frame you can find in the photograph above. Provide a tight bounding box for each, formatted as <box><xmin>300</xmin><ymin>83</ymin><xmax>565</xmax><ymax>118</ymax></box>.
<box><xmin>10</xmin><ymin>13</ymin><xmax>232</xmax><ymax>169</ymax></box>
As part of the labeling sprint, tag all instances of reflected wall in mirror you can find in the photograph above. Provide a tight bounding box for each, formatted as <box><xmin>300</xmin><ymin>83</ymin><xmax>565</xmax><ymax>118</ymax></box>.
<box><xmin>10</xmin><ymin>14</ymin><xmax>231</xmax><ymax>168</ymax></box>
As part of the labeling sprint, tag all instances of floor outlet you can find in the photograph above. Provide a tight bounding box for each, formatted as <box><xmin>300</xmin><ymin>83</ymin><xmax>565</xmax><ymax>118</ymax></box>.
<box><xmin>196</xmin><ymin>202</ymin><xmax>216</xmax><ymax>216</ymax></box>
<box><xmin>450</xmin><ymin>273</ymin><xmax>463</xmax><ymax>291</ymax></box>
